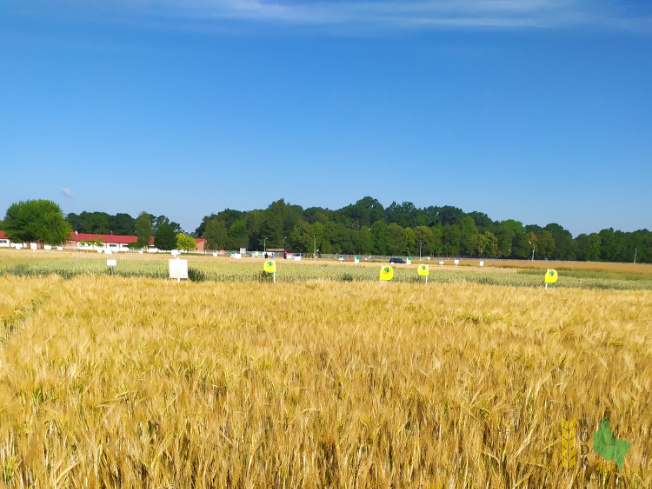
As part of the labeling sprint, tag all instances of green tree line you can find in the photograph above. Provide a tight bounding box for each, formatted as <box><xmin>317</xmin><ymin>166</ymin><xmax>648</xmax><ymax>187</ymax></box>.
<box><xmin>192</xmin><ymin>197</ymin><xmax>651</xmax><ymax>263</ymax></box>
<box><xmin>66</xmin><ymin>211</ymin><xmax>182</xmax><ymax>236</ymax></box>
<box><xmin>3</xmin><ymin>198</ymin><xmax>649</xmax><ymax>262</ymax></box>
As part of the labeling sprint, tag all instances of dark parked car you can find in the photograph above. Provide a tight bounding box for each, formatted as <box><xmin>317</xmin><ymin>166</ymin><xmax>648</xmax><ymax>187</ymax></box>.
<box><xmin>389</xmin><ymin>257</ymin><xmax>405</xmax><ymax>264</ymax></box>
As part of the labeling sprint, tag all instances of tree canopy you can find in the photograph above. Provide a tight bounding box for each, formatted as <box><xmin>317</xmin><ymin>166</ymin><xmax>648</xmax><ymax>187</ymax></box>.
<box><xmin>2</xmin><ymin>200</ymin><xmax>72</xmax><ymax>245</ymax></box>
<box><xmin>135</xmin><ymin>211</ymin><xmax>152</xmax><ymax>248</ymax></box>
<box><xmin>154</xmin><ymin>223</ymin><xmax>177</xmax><ymax>251</ymax></box>
<box><xmin>3</xmin><ymin>196</ymin><xmax>650</xmax><ymax>262</ymax></box>
<box><xmin>176</xmin><ymin>233</ymin><xmax>197</xmax><ymax>251</ymax></box>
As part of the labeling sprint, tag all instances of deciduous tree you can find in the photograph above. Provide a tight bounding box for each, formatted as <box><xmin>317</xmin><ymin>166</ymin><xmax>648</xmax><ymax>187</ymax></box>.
<box><xmin>135</xmin><ymin>212</ymin><xmax>152</xmax><ymax>248</ymax></box>
<box><xmin>154</xmin><ymin>223</ymin><xmax>177</xmax><ymax>251</ymax></box>
<box><xmin>176</xmin><ymin>233</ymin><xmax>197</xmax><ymax>251</ymax></box>
<box><xmin>2</xmin><ymin>200</ymin><xmax>72</xmax><ymax>245</ymax></box>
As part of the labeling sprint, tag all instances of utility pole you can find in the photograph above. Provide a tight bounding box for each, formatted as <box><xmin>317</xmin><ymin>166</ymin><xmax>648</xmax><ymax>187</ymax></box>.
<box><xmin>634</xmin><ymin>247</ymin><xmax>637</xmax><ymax>264</ymax></box>
<box><xmin>282</xmin><ymin>236</ymin><xmax>287</xmax><ymax>250</ymax></box>
<box><xmin>313</xmin><ymin>235</ymin><xmax>316</xmax><ymax>259</ymax></box>
<box><xmin>531</xmin><ymin>243</ymin><xmax>535</xmax><ymax>261</ymax></box>
<box><xmin>263</xmin><ymin>238</ymin><xmax>267</xmax><ymax>252</ymax></box>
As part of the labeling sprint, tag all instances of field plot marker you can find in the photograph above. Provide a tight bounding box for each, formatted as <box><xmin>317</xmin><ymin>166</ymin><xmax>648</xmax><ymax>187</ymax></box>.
<box><xmin>418</xmin><ymin>264</ymin><xmax>429</xmax><ymax>284</ymax></box>
<box><xmin>264</xmin><ymin>260</ymin><xmax>277</xmax><ymax>283</ymax></box>
<box><xmin>380</xmin><ymin>266</ymin><xmax>394</xmax><ymax>281</ymax></box>
<box><xmin>544</xmin><ymin>268</ymin><xmax>558</xmax><ymax>290</ymax></box>
<box><xmin>107</xmin><ymin>259</ymin><xmax>117</xmax><ymax>276</ymax></box>
<box><xmin>169</xmin><ymin>256</ymin><xmax>188</xmax><ymax>282</ymax></box>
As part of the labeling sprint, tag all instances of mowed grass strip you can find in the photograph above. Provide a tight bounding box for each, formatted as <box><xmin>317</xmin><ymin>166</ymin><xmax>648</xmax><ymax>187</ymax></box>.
<box><xmin>0</xmin><ymin>276</ymin><xmax>650</xmax><ymax>487</ymax></box>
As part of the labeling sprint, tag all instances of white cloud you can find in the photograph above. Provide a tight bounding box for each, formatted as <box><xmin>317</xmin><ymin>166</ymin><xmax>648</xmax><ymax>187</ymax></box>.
<box><xmin>61</xmin><ymin>188</ymin><xmax>74</xmax><ymax>197</ymax></box>
<box><xmin>138</xmin><ymin>0</ymin><xmax>651</xmax><ymax>32</ymax></box>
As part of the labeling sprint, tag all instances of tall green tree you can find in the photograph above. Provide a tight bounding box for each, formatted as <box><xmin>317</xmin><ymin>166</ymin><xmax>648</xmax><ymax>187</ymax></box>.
<box><xmin>176</xmin><ymin>233</ymin><xmax>197</xmax><ymax>251</ymax></box>
<box><xmin>404</xmin><ymin>227</ymin><xmax>417</xmax><ymax>255</ymax></box>
<box><xmin>576</xmin><ymin>233</ymin><xmax>602</xmax><ymax>261</ymax></box>
<box><xmin>544</xmin><ymin>223</ymin><xmax>574</xmax><ymax>260</ymax></box>
<box><xmin>496</xmin><ymin>220</ymin><xmax>525</xmax><ymax>258</ymax></box>
<box><xmin>371</xmin><ymin>220</ymin><xmax>387</xmax><ymax>255</ymax></box>
<box><xmin>65</xmin><ymin>212</ymin><xmax>84</xmax><ymax>232</ymax></box>
<box><xmin>357</xmin><ymin>226</ymin><xmax>373</xmax><ymax>255</ymax></box>
<box><xmin>152</xmin><ymin>215</ymin><xmax>181</xmax><ymax>234</ymax></box>
<box><xmin>260</xmin><ymin>199</ymin><xmax>286</xmax><ymax>248</ymax></box>
<box><xmin>154</xmin><ymin>223</ymin><xmax>177</xmax><ymax>251</ymax></box>
<box><xmin>385</xmin><ymin>223</ymin><xmax>405</xmax><ymax>255</ymax></box>
<box><xmin>472</xmin><ymin>231</ymin><xmax>499</xmax><ymax>257</ymax></box>
<box><xmin>413</xmin><ymin>226</ymin><xmax>434</xmax><ymax>257</ymax></box>
<box><xmin>442</xmin><ymin>224</ymin><xmax>461</xmax><ymax>256</ymax></box>
<box><xmin>599</xmin><ymin>228</ymin><xmax>622</xmax><ymax>262</ymax></box>
<box><xmin>228</xmin><ymin>220</ymin><xmax>249</xmax><ymax>249</ymax></box>
<box><xmin>2</xmin><ymin>200</ymin><xmax>72</xmax><ymax>245</ymax></box>
<box><xmin>459</xmin><ymin>216</ymin><xmax>478</xmax><ymax>256</ymax></box>
<box><xmin>112</xmin><ymin>213</ymin><xmax>136</xmax><ymax>235</ymax></box>
<box><xmin>204</xmin><ymin>219</ymin><xmax>228</xmax><ymax>251</ymax></box>
<box><xmin>535</xmin><ymin>230</ymin><xmax>556</xmax><ymax>259</ymax></box>
<box><xmin>135</xmin><ymin>211</ymin><xmax>152</xmax><ymax>248</ymax></box>
<box><xmin>289</xmin><ymin>221</ymin><xmax>313</xmax><ymax>254</ymax></box>
<box><xmin>437</xmin><ymin>206</ymin><xmax>465</xmax><ymax>226</ymax></box>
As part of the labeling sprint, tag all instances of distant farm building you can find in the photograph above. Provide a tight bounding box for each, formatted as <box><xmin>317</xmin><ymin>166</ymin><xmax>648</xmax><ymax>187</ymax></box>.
<box><xmin>67</xmin><ymin>231</ymin><xmax>206</xmax><ymax>253</ymax></box>
<box><xmin>0</xmin><ymin>230</ymin><xmax>13</xmax><ymax>247</ymax></box>
<box><xmin>0</xmin><ymin>230</ymin><xmax>206</xmax><ymax>252</ymax></box>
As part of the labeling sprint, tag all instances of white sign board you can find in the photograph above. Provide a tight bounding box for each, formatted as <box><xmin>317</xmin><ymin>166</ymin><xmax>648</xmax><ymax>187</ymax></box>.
<box><xmin>240</xmin><ymin>248</ymin><xmax>246</xmax><ymax>255</ymax></box>
<box><xmin>454</xmin><ymin>260</ymin><xmax>459</xmax><ymax>265</ymax></box>
<box><xmin>233</xmin><ymin>253</ymin><xmax>242</xmax><ymax>259</ymax></box>
<box><xmin>439</xmin><ymin>261</ymin><xmax>444</xmax><ymax>266</ymax></box>
<box><xmin>171</xmin><ymin>250</ymin><xmax>179</xmax><ymax>257</ymax></box>
<box><xmin>294</xmin><ymin>255</ymin><xmax>302</xmax><ymax>261</ymax></box>
<box><xmin>479</xmin><ymin>261</ymin><xmax>484</xmax><ymax>267</ymax></box>
<box><xmin>44</xmin><ymin>245</ymin><xmax>52</xmax><ymax>251</ymax></box>
<box><xmin>354</xmin><ymin>257</ymin><xmax>359</xmax><ymax>264</ymax></box>
<box><xmin>169</xmin><ymin>259</ymin><xmax>188</xmax><ymax>279</ymax></box>
<box><xmin>407</xmin><ymin>258</ymin><xmax>412</xmax><ymax>265</ymax></box>
<box><xmin>30</xmin><ymin>243</ymin><xmax>37</xmax><ymax>250</ymax></box>
<box><xmin>107</xmin><ymin>259</ymin><xmax>117</xmax><ymax>267</ymax></box>
<box><xmin>57</xmin><ymin>246</ymin><xmax>63</xmax><ymax>251</ymax></box>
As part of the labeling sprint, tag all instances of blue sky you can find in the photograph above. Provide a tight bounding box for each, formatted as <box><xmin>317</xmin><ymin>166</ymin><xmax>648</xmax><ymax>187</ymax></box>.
<box><xmin>1</xmin><ymin>0</ymin><xmax>651</xmax><ymax>235</ymax></box>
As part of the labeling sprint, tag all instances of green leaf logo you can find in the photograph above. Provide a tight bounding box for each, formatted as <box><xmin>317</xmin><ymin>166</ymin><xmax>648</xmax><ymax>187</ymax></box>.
<box><xmin>593</xmin><ymin>419</ymin><xmax>631</xmax><ymax>469</ymax></box>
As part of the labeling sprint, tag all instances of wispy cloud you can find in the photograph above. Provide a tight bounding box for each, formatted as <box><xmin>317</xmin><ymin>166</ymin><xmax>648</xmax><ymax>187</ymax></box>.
<box><xmin>136</xmin><ymin>0</ymin><xmax>652</xmax><ymax>32</ymax></box>
<box><xmin>61</xmin><ymin>188</ymin><xmax>74</xmax><ymax>197</ymax></box>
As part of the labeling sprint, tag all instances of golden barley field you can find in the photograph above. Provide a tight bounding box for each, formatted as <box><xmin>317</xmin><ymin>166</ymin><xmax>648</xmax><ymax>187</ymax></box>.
<box><xmin>0</xmin><ymin>272</ymin><xmax>650</xmax><ymax>488</ymax></box>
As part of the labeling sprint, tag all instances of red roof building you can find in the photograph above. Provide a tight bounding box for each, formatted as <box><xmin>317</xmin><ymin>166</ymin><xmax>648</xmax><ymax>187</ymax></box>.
<box><xmin>1</xmin><ymin>230</ymin><xmax>206</xmax><ymax>252</ymax></box>
<box><xmin>67</xmin><ymin>231</ymin><xmax>206</xmax><ymax>252</ymax></box>
<box><xmin>0</xmin><ymin>230</ymin><xmax>12</xmax><ymax>247</ymax></box>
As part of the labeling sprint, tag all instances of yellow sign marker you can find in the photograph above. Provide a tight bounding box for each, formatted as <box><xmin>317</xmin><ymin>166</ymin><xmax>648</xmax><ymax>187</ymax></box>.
<box><xmin>545</xmin><ymin>269</ymin><xmax>558</xmax><ymax>284</ymax></box>
<box><xmin>380</xmin><ymin>266</ymin><xmax>394</xmax><ymax>281</ymax></box>
<box><xmin>418</xmin><ymin>264</ymin><xmax>429</xmax><ymax>276</ymax></box>
<box><xmin>264</xmin><ymin>260</ymin><xmax>276</xmax><ymax>273</ymax></box>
